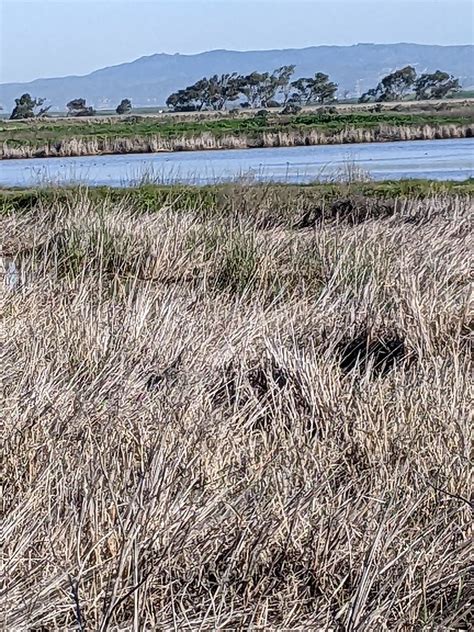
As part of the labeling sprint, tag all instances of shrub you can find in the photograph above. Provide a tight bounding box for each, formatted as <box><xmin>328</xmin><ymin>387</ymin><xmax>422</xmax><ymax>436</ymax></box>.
<box><xmin>266</xmin><ymin>99</ymin><xmax>281</xmax><ymax>109</ymax></box>
<box><xmin>281</xmin><ymin>103</ymin><xmax>302</xmax><ymax>115</ymax></box>
<box><xmin>116</xmin><ymin>98</ymin><xmax>132</xmax><ymax>115</ymax></box>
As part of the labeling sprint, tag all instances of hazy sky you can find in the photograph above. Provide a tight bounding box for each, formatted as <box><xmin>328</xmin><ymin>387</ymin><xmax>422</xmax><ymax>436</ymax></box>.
<box><xmin>1</xmin><ymin>0</ymin><xmax>473</xmax><ymax>84</ymax></box>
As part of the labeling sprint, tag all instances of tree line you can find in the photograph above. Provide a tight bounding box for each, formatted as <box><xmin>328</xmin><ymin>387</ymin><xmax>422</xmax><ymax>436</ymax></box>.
<box><xmin>7</xmin><ymin>65</ymin><xmax>461</xmax><ymax>120</ymax></box>
<box><xmin>166</xmin><ymin>66</ymin><xmax>338</xmax><ymax>111</ymax></box>
<box><xmin>166</xmin><ymin>65</ymin><xmax>461</xmax><ymax>112</ymax></box>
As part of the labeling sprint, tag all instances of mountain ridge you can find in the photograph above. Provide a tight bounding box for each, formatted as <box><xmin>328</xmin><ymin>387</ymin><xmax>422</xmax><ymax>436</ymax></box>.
<box><xmin>1</xmin><ymin>43</ymin><xmax>472</xmax><ymax>111</ymax></box>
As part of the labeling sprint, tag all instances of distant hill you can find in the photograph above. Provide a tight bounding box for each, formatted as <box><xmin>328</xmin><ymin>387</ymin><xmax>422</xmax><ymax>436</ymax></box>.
<box><xmin>1</xmin><ymin>43</ymin><xmax>473</xmax><ymax>111</ymax></box>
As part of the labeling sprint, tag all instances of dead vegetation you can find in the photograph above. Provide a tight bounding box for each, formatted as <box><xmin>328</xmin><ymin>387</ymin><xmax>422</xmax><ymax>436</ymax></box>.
<box><xmin>1</xmin><ymin>185</ymin><xmax>473</xmax><ymax>630</ymax></box>
<box><xmin>2</xmin><ymin>122</ymin><xmax>472</xmax><ymax>159</ymax></box>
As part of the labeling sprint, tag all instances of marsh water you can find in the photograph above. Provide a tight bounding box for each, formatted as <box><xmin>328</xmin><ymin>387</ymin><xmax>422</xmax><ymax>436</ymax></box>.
<box><xmin>1</xmin><ymin>138</ymin><xmax>473</xmax><ymax>187</ymax></box>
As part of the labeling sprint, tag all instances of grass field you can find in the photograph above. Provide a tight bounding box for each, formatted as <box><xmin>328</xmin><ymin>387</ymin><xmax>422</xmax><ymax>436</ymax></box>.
<box><xmin>2</xmin><ymin>182</ymin><xmax>473</xmax><ymax>629</ymax></box>
<box><xmin>2</xmin><ymin>179</ymin><xmax>474</xmax><ymax>214</ymax></box>
<box><xmin>3</xmin><ymin>111</ymin><xmax>472</xmax><ymax>145</ymax></box>
<box><xmin>2</xmin><ymin>108</ymin><xmax>473</xmax><ymax>159</ymax></box>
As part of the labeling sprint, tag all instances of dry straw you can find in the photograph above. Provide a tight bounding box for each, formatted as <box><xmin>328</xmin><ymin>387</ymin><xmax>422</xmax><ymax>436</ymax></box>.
<box><xmin>1</xmin><ymin>185</ymin><xmax>473</xmax><ymax>630</ymax></box>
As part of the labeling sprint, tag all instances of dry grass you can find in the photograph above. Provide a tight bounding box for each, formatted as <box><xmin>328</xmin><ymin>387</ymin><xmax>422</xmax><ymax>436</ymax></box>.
<box><xmin>1</xmin><ymin>186</ymin><xmax>473</xmax><ymax>630</ymax></box>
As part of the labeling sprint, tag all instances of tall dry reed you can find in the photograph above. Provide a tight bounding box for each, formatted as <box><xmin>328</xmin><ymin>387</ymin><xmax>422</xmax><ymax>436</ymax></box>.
<box><xmin>2</xmin><ymin>122</ymin><xmax>472</xmax><ymax>159</ymax></box>
<box><xmin>1</xmin><ymin>187</ymin><xmax>473</xmax><ymax>630</ymax></box>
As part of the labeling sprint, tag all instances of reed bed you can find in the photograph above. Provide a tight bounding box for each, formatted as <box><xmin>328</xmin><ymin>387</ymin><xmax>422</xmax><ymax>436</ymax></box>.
<box><xmin>2</xmin><ymin>122</ymin><xmax>472</xmax><ymax>159</ymax></box>
<box><xmin>1</xmin><ymin>185</ymin><xmax>473</xmax><ymax>630</ymax></box>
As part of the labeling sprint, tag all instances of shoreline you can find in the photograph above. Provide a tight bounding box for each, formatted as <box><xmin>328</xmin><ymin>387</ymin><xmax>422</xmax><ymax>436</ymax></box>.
<box><xmin>2</xmin><ymin>123</ymin><xmax>472</xmax><ymax>161</ymax></box>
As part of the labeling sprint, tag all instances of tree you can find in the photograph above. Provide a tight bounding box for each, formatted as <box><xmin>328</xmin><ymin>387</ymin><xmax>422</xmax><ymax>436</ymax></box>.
<box><xmin>167</xmin><ymin>74</ymin><xmax>243</xmax><ymax>111</ymax></box>
<box><xmin>290</xmin><ymin>73</ymin><xmax>338</xmax><ymax>105</ymax></box>
<box><xmin>188</xmin><ymin>78</ymin><xmax>212</xmax><ymax>110</ymax></box>
<box><xmin>207</xmin><ymin>73</ymin><xmax>242</xmax><ymax>110</ymax></box>
<box><xmin>116</xmin><ymin>98</ymin><xmax>132</xmax><ymax>115</ymax></box>
<box><xmin>239</xmin><ymin>72</ymin><xmax>271</xmax><ymax>108</ymax></box>
<box><xmin>358</xmin><ymin>89</ymin><xmax>377</xmax><ymax>104</ymax></box>
<box><xmin>290</xmin><ymin>78</ymin><xmax>313</xmax><ymax>105</ymax></box>
<box><xmin>272</xmin><ymin>65</ymin><xmax>296</xmax><ymax>105</ymax></box>
<box><xmin>414</xmin><ymin>71</ymin><xmax>461</xmax><ymax>100</ymax></box>
<box><xmin>10</xmin><ymin>93</ymin><xmax>51</xmax><ymax>120</ymax></box>
<box><xmin>237</xmin><ymin>67</ymin><xmax>296</xmax><ymax>108</ymax></box>
<box><xmin>312</xmin><ymin>72</ymin><xmax>338</xmax><ymax>103</ymax></box>
<box><xmin>360</xmin><ymin>67</ymin><xmax>461</xmax><ymax>103</ymax></box>
<box><xmin>166</xmin><ymin>78</ymin><xmax>211</xmax><ymax>111</ymax></box>
<box><xmin>67</xmin><ymin>98</ymin><xmax>96</xmax><ymax>116</ymax></box>
<box><xmin>359</xmin><ymin>66</ymin><xmax>416</xmax><ymax>102</ymax></box>
<box><xmin>166</xmin><ymin>89</ymin><xmax>194</xmax><ymax>112</ymax></box>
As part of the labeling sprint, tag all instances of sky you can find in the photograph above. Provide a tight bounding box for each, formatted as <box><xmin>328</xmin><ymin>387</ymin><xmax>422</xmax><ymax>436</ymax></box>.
<box><xmin>1</xmin><ymin>0</ymin><xmax>473</xmax><ymax>84</ymax></box>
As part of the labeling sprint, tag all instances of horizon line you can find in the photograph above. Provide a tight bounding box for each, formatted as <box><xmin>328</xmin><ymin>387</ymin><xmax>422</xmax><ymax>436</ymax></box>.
<box><xmin>1</xmin><ymin>41</ymin><xmax>473</xmax><ymax>87</ymax></box>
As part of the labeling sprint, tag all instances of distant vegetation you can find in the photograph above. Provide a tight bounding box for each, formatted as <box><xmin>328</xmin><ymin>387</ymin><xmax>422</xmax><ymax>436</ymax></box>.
<box><xmin>1</xmin><ymin>66</ymin><xmax>470</xmax><ymax>159</ymax></box>
<box><xmin>2</xmin><ymin>108</ymin><xmax>472</xmax><ymax>159</ymax></box>
<box><xmin>165</xmin><ymin>66</ymin><xmax>338</xmax><ymax>112</ymax></box>
<box><xmin>9</xmin><ymin>93</ymin><xmax>51</xmax><ymax>120</ymax></box>
<box><xmin>166</xmin><ymin>65</ymin><xmax>460</xmax><ymax>113</ymax></box>
<box><xmin>116</xmin><ymin>98</ymin><xmax>132</xmax><ymax>115</ymax></box>
<box><xmin>360</xmin><ymin>66</ymin><xmax>460</xmax><ymax>103</ymax></box>
<box><xmin>6</xmin><ymin>66</ymin><xmax>463</xmax><ymax>120</ymax></box>
<box><xmin>66</xmin><ymin>98</ymin><xmax>96</xmax><ymax>117</ymax></box>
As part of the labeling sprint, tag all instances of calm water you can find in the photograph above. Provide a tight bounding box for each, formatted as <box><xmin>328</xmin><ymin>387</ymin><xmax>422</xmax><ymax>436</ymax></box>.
<box><xmin>1</xmin><ymin>138</ymin><xmax>473</xmax><ymax>187</ymax></box>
